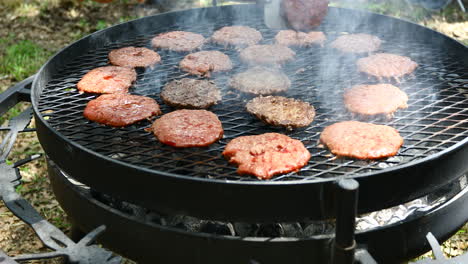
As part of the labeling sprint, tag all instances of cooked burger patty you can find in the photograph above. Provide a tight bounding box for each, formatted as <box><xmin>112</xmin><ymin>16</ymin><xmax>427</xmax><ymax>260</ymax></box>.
<box><xmin>108</xmin><ymin>47</ymin><xmax>161</xmax><ymax>68</ymax></box>
<box><xmin>77</xmin><ymin>66</ymin><xmax>137</xmax><ymax>94</ymax></box>
<box><xmin>161</xmin><ymin>78</ymin><xmax>221</xmax><ymax>109</ymax></box>
<box><xmin>344</xmin><ymin>84</ymin><xmax>408</xmax><ymax>116</ymax></box>
<box><xmin>357</xmin><ymin>53</ymin><xmax>418</xmax><ymax>79</ymax></box>
<box><xmin>320</xmin><ymin>121</ymin><xmax>404</xmax><ymax>160</ymax></box>
<box><xmin>239</xmin><ymin>45</ymin><xmax>296</xmax><ymax>65</ymax></box>
<box><xmin>151</xmin><ymin>31</ymin><xmax>205</xmax><ymax>52</ymax></box>
<box><xmin>229</xmin><ymin>67</ymin><xmax>291</xmax><ymax>95</ymax></box>
<box><xmin>152</xmin><ymin>109</ymin><xmax>223</xmax><ymax>147</ymax></box>
<box><xmin>179</xmin><ymin>51</ymin><xmax>233</xmax><ymax>77</ymax></box>
<box><xmin>211</xmin><ymin>26</ymin><xmax>262</xmax><ymax>46</ymax></box>
<box><xmin>330</xmin><ymin>34</ymin><xmax>382</xmax><ymax>54</ymax></box>
<box><xmin>275</xmin><ymin>30</ymin><xmax>326</xmax><ymax>47</ymax></box>
<box><xmin>83</xmin><ymin>94</ymin><xmax>161</xmax><ymax>127</ymax></box>
<box><xmin>246</xmin><ymin>96</ymin><xmax>315</xmax><ymax>129</ymax></box>
<box><xmin>222</xmin><ymin>133</ymin><xmax>311</xmax><ymax>180</ymax></box>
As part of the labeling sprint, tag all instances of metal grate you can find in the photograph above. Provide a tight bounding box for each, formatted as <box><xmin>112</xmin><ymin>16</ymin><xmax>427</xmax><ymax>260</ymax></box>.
<box><xmin>37</xmin><ymin>13</ymin><xmax>468</xmax><ymax>183</ymax></box>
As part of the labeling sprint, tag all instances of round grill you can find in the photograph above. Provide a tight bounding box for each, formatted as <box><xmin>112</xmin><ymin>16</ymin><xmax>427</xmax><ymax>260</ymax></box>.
<box><xmin>36</xmin><ymin>8</ymin><xmax>467</xmax><ymax>183</ymax></box>
<box><xmin>32</xmin><ymin>5</ymin><xmax>468</xmax><ymax>221</ymax></box>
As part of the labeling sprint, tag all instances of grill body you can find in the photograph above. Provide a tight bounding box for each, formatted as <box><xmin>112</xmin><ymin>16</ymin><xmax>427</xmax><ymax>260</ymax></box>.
<box><xmin>32</xmin><ymin>5</ymin><xmax>468</xmax><ymax>222</ymax></box>
<box><xmin>47</xmin><ymin>159</ymin><xmax>468</xmax><ymax>264</ymax></box>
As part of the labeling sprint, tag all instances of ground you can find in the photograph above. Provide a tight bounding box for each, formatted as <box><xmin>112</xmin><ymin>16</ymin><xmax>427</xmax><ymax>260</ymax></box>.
<box><xmin>0</xmin><ymin>0</ymin><xmax>466</xmax><ymax>263</ymax></box>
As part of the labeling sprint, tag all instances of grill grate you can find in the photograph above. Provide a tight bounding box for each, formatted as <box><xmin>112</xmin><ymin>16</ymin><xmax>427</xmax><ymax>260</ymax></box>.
<box><xmin>37</xmin><ymin>14</ymin><xmax>468</xmax><ymax>183</ymax></box>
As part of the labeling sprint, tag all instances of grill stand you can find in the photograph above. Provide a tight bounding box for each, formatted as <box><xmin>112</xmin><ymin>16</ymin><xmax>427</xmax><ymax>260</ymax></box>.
<box><xmin>0</xmin><ymin>77</ymin><xmax>121</xmax><ymax>264</ymax></box>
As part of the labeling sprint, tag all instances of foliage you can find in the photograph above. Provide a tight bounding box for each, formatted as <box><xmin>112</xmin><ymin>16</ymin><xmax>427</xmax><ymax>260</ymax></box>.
<box><xmin>0</xmin><ymin>39</ymin><xmax>51</xmax><ymax>81</ymax></box>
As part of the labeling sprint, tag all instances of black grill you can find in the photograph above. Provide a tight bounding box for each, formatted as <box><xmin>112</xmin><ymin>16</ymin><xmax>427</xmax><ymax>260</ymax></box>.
<box><xmin>36</xmin><ymin>13</ymin><xmax>468</xmax><ymax>183</ymax></box>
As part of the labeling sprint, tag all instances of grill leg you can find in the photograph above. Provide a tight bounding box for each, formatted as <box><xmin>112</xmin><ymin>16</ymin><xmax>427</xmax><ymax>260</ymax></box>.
<box><xmin>70</xmin><ymin>225</ymin><xmax>86</xmax><ymax>243</ymax></box>
<box><xmin>332</xmin><ymin>179</ymin><xmax>359</xmax><ymax>264</ymax></box>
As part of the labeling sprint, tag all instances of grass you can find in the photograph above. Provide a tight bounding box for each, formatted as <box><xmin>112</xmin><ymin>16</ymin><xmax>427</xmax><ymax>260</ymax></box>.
<box><xmin>0</xmin><ymin>39</ymin><xmax>52</xmax><ymax>82</ymax></box>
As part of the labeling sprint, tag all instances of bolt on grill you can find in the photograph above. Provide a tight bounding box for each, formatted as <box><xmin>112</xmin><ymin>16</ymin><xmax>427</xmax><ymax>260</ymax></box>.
<box><xmin>36</xmin><ymin>15</ymin><xmax>468</xmax><ymax>183</ymax></box>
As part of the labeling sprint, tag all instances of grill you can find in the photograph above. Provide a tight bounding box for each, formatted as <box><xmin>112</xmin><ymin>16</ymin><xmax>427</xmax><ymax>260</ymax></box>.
<box><xmin>32</xmin><ymin>5</ymin><xmax>468</xmax><ymax>222</ymax></box>
<box><xmin>1</xmin><ymin>3</ymin><xmax>468</xmax><ymax>264</ymax></box>
<box><xmin>36</xmin><ymin>11</ymin><xmax>467</xmax><ymax>182</ymax></box>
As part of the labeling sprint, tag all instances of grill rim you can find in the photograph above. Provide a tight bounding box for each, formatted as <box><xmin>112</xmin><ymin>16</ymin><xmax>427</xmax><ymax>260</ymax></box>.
<box><xmin>31</xmin><ymin>5</ymin><xmax>468</xmax><ymax>221</ymax></box>
<box><xmin>32</xmin><ymin>4</ymin><xmax>468</xmax><ymax>186</ymax></box>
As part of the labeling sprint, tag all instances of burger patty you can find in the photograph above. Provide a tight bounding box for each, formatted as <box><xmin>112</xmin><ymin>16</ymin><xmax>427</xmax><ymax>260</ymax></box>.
<box><xmin>222</xmin><ymin>133</ymin><xmax>311</xmax><ymax>180</ymax></box>
<box><xmin>151</xmin><ymin>31</ymin><xmax>205</xmax><ymax>52</ymax></box>
<box><xmin>330</xmin><ymin>34</ymin><xmax>382</xmax><ymax>54</ymax></box>
<box><xmin>239</xmin><ymin>45</ymin><xmax>296</xmax><ymax>65</ymax></box>
<box><xmin>229</xmin><ymin>67</ymin><xmax>291</xmax><ymax>95</ymax></box>
<box><xmin>320</xmin><ymin>121</ymin><xmax>404</xmax><ymax>160</ymax></box>
<box><xmin>211</xmin><ymin>26</ymin><xmax>263</xmax><ymax>46</ymax></box>
<box><xmin>275</xmin><ymin>30</ymin><xmax>326</xmax><ymax>47</ymax></box>
<box><xmin>108</xmin><ymin>47</ymin><xmax>161</xmax><ymax>68</ymax></box>
<box><xmin>77</xmin><ymin>66</ymin><xmax>137</xmax><ymax>94</ymax></box>
<box><xmin>281</xmin><ymin>0</ymin><xmax>329</xmax><ymax>31</ymax></box>
<box><xmin>152</xmin><ymin>109</ymin><xmax>223</xmax><ymax>147</ymax></box>
<box><xmin>344</xmin><ymin>84</ymin><xmax>408</xmax><ymax>116</ymax></box>
<box><xmin>179</xmin><ymin>50</ymin><xmax>233</xmax><ymax>77</ymax></box>
<box><xmin>357</xmin><ymin>53</ymin><xmax>418</xmax><ymax>80</ymax></box>
<box><xmin>246</xmin><ymin>96</ymin><xmax>315</xmax><ymax>129</ymax></box>
<box><xmin>161</xmin><ymin>78</ymin><xmax>221</xmax><ymax>109</ymax></box>
<box><xmin>83</xmin><ymin>94</ymin><xmax>161</xmax><ymax>127</ymax></box>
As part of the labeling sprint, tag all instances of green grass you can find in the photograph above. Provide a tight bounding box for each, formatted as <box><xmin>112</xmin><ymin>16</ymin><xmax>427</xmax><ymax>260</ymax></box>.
<box><xmin>0</xmin><ymin>39</ymin><xmax>52</xmax><ymax>81</ymax></box>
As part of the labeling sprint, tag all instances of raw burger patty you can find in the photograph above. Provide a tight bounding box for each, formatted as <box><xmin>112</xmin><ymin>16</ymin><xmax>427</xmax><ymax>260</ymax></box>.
<box><xmin>211</xmin><ymin>26</ymin><xmax>262</xmax><ymax>46</ymax></box>
<box><xmin>281</xmin><ymin>0</ymin><xmax>329</xmax><ymax>31</ymax></box>
<box><xmin>239</xmin><ymin>45</ymin><xmax>295</xmax><ymax>65</ymax></box>
<box><xmin>246</xmin><ymin>96</ymin><xmax>315</xmax><ymax>129</ymax></box>
<box><xmin>330</xmin><ymin>34</ymin><xmax>382</xmax><ymax>54</ymax></box>
<box><xmin>275</xmin><ymin>30</ymin><xmax>326</xmax><ymax>47</ymax></box>
<box><xmin>151</xmin><ymin>31</ymin><xmax>205</xmax><ymax>52</ymax></box>
<box><xmin>161</xmin><ymin>78</ymin><xmax>221</xmax><ymax>109</ymax></box>
<box><xmin>223</xmin><ymin>133</ymin><xmax>311</xmax><ymax>180</ymax></box>
<box><xmin>320</xmin><ymin>121</ymin><xmax>404</xmax><ymax>159</ymax></box>
<box><xmin>108</xmin><ymin>47</ymin><xmax>161</xmax><ymax>68</ymax></box>
<box><xmin>344</xmin><ymin>84</ymin><xmax>408</xmax><ymax>116</ymax></box>
<box><xmin>357</xmin><ymin>53</ymin><xmax>418</xmax><ymax>79</ymax></box>
<box><xmin>84</xmin><ymin>94</ymin><xmax>161</xmax><ymax>127</ymax></box>
<box><xmin>180</xmin><ymin>50</ymin><xmax>233</xmax><ymax>77</ymax></box>
<box><xmin>77</xmin><ymin>66</ymin><xmax>137</xmax><ymax>94</ymax></box>
<box><xmin>152</xmin><ymin>109</ymin><xmax>223</xmax><ymax>147</ymax></box>
<box><xmin>229</xmin><ymin>67</ymin><xmax>291</xmax><ymax>95</ymax></box>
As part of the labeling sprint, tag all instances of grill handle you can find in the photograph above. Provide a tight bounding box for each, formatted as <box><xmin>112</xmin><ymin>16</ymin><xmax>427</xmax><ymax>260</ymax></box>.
<box><xmin>0</xmin><ymin>75</ymin><xmax>34</xmax><ymax>117</ymax></box>
<box><xmin>332</xmin><ymin>179</ymin><xmax>359</xmax><ymax>264</ymax></box>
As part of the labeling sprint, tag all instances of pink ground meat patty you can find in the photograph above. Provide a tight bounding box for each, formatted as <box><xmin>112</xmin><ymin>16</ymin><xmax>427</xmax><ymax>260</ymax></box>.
<box><xmin>211</xmin><ymin>26</ymin><xmax>263</xmax><ymax>46</ymax></box>
<box><xmin>330</xmin><ymin>34</ymin><xmax>382</xmax><ymax>54</ymax></box>
<box><xmin>77</xmin><ymin>66</ymin><xmax>137</xmax><ymax>94</ymax></box>
<box><xmin>179</xmin><ymin>50</ymin><xmax>233</xmax><ymax>77</ymax></box>
<box><xmin>239</xmin><ymin>45</ymin><xmax>296</xmax><ymax>66</ymax></box>
<box><xmin>223</xmin><ymin>133</ymin><xmax>311</xmax><ymax>180</ymax></box>
<box><xmin>275</xmin><ymin>30</ymin><xmax>326</xmax><ymax>47</ymax></box>
<box><xmin>151</xmin><ymin>31</ymin><xmax>205</xmax><ymax>52</ymax></box>
<box><xmin>344</xmin><ymin>84</ymin><xmax>408</xmax><ymax>117</ymax></box>
<box><xmin>83</xmin><ymin>94</ymin><xmax>161</xmax><ymax>127</ymax></box>
<box><xmin>357</xmin><ymin>53</ymin><xmax>418</xmax><ymax>80</ymax></box>
<box><xmin>108</xmin><ymin>47</ymin><xmax>161</xmax><ymax>68</ymax></box>
<box><xmin>320</xmin><ymin>121</ymin><xmax>404</xmax><ymax>160</ymax></box>
<box><xmin>152</xmin><ymin>109</ymin><xmax>223</xmax><ymax>147</ymax></box>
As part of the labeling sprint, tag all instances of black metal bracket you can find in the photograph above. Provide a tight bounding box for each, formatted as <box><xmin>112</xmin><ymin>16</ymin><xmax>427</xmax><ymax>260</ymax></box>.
<box><xmin>0</xmin><ymin>77</ymin><xmax>122</xmax><ymax>264</ymax></box>
<box><xmin>412</xmin><ymin>232</ymin><xmax>468</xmax><ymax>264</ymax></box>
<box><xmin>331</xmin><ymin>179</ymin><xmax>378</xmax><ymax>264</ymax></box>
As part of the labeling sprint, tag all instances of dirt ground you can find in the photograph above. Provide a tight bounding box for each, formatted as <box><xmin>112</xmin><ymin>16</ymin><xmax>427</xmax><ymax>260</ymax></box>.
<box><xmin>0</xmin><ymin>0</ymin><xmax>466</xmax><ymax>263</ymax></box>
